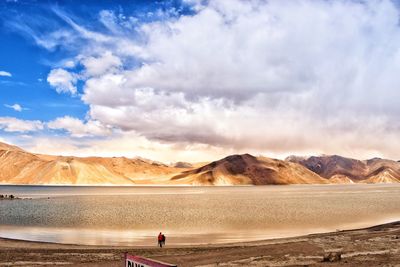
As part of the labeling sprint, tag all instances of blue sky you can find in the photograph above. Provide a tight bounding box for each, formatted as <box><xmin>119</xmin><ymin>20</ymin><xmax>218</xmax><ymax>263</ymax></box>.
<box><xmin>1</xmin><ymin>0</ymin><xmax>400</xmax><ymax>162</ymax></box>
<box><xmin>0</xmin><ymin>0</ymin><xmax>188</xmax><ymax>122</ymax></box>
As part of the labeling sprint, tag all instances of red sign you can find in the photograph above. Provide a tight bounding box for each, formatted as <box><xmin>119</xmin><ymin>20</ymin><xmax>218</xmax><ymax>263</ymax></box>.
<box><xmin>124</xmin><ymin>253</ymin><xmax>177</xmax><ymax>267</ymax></box>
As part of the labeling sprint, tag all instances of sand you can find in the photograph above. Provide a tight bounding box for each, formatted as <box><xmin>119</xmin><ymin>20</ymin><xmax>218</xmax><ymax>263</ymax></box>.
<box><xmin>1</xmin><ymin>221</ymin><xmax>399</xmax><ymax>266</ymax></box>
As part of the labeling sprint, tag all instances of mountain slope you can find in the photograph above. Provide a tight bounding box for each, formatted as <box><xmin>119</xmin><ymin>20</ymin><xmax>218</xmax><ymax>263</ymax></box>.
<box><xmin>0</xmin><ymin>142</ymin><xmax>185</xmax><ymax>185</ymax></box>
<box><xmin>2</xmin><ymin>141</ymin><xmax>399</xmax><ymax>185</ymax></box>
<box><xmin>287</xmin><ymin>155</ymin><xmax>400</xmax><ymax>183</ymax></box>
<box><xmin>170</xmin><ymin>154</ymin><xmax>329</xmax><ymax>185</ymax></box>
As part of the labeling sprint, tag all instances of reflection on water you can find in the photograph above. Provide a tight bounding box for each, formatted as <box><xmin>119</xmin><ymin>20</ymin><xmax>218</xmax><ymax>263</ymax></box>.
<box><xmin>1</xmin><ymin>184</ymin><xmax>400</xmax><ymax>246</ymax></box>
<box><xmin>0</xmin><ymin>226</ymin><xmax>316</xmax><ymax>246</ymax></box>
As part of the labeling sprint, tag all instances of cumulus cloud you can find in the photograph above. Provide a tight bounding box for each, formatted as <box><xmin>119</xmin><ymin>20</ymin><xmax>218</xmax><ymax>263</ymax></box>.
<box><xmin>63</xmin><ymin>60</ymin><xmax>76</xmax><ymax>68</ymax></box>
<box><xmin>77</xmin><ymin>0</ymin><xmax>400</xmax><ymax>156</ymax></box>
<box><xmin>47</xmin><ymin>68</ymin><xmax>78</xmax><ymax>94</ymax></box>
<box><xmin>47</xmin><ymin>116</ymin><xmax>111</xmax><ymax>137</ymax></box>
<box><xmin>80</xmin><ymin>51</ymin><xmax>122</xmax><ymax>77</ymax></box>
<box><xmin>0</xmin><ymin>71</ymin><xmax>12</xmax><ymax>77</ymax></box>
<box><xmin>9</xmin><ymin>0</ymin><xmax>400</xmax><ymax>160</ymax></box>
<box><xmin>0</xmin><ymin>117</ymin><xmax>44</xmax><ymax>132</ymax></box>
<box><xmin>4</xmin><ymin>103</ymin><xmax>24</xmax><ymax>112</ymax></box>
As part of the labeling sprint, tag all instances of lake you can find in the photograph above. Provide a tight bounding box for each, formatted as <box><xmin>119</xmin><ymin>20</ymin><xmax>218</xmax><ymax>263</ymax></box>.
<box><xmin>1</xmin><ymin>184</ymin><xmax>400</xmax><ymax>246</ymax></box>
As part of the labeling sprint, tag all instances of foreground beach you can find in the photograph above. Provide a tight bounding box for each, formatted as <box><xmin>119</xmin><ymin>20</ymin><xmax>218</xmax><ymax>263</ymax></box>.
<box><xmin>1</xmin><ymin>221</ymin><xmax>399</xmax><ymax>266</ymax></box>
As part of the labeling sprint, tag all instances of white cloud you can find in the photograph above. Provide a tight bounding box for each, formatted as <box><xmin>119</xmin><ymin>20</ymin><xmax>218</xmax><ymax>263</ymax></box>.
<box><xmin>182</xmin><ymin>0</ymin><xmax>206</xmax><ymax>11</ymax></box>
<box><xmin>4</xmin><ymin>103</ymin><xmax>24</xmax><ymax>112</ymax></box>
<box><xmin>99</xmin><ymin>10</ymin><xmax>121</xmax><ymax>34</ymax></box>
<box><xmin>6</xmin><ymin>17</ymin><xmax>77</xmax><ymax>51</ymax></box>
<box><xmin>63</xmin><ymin>60</ymin><xmax>76</xmax><ymax>68</ymax></box>
<box><xmin>0</xmin><ymin>117</ymin><xmax>44</xmax><ymax>132</ymax></box>
<box><xmin>19</xmin><ymin>132</ymin><xmax>231</xmax><ymax>163</ymax></box>
<box><xmin>80</xmin><ymin>51</ymin><xmax>122</xmax><ymax>77</ymax></box>
<box><xmin>8</xmin><ymin>0</ymin><xmax>400</xmax><ymax>160</ymax></box>
<box><xmin>47</xmin><ymin>116</ymin><xmax>111</xmax><ymax>137</ymax></box>
<box><xmin>75</xmin><ymin>0</ymin><xmax>400</xmax><ymax>158</ymax></box>
<box><xmin>47</xmin><ymin>68</ymin><xmax>78</xmax><ymax>94</ymax></box>
<box><xmin>0</xmin><ymin>71</ymin><xmax>12</xmax><ymax>77</ymax></box>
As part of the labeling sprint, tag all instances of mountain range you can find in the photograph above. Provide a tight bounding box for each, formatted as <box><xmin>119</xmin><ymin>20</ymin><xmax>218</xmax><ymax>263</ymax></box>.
<box><xmin>287</xmin><ymin>155</ymin><xmax>400</xmax><ymax>184</ymax></box>
<box><xmin>1</xmin><ymin>142</ymin><xmax>399</xmax><ymax>185</ymax></box>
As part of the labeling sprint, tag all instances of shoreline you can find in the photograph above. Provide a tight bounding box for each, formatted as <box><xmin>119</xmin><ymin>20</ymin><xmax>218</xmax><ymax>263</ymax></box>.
<box><xmin>1</xmin><ymin>219</ymin><xmax>399</xmax><ymax>247</ymax></box>
<box><xmin>1</xmin><ymin>221</ymin><xmax>400</xmax><ymax>266</ymax></box>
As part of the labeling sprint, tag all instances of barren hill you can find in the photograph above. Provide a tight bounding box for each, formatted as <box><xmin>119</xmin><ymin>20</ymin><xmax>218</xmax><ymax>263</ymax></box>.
<box><xmin>0</xmin><ymin>142</ymin><xmax>185</xmax><ymax>185</ymax></box>
<box><xmin>1</xmin><ymin>142</ymin><xmax>399</xmax><ymax>185</ymax></box>
<box><xmin>170</xmin><ymin>154</ymin><xmax>329</xmax><ymax>185</ymax></box>
<box><xmin>287</xmin><ymin>155</ymin><xmax>400</xmax><ymax>183</ymax></box>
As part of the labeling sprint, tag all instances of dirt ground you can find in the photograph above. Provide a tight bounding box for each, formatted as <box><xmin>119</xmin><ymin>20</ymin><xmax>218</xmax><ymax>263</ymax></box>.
<box><xmin>1</xmin><ymin>221</ymin><xmax>399</xmax><ymax>267</ymax></box>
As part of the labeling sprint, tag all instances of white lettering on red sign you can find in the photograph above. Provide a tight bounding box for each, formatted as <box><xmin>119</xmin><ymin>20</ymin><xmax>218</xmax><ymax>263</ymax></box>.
<box><xmin>126</xmin><ymin>259</ymin><xmax>151</xmax><ymax>267</ymax></box>
<box><xmin>124</xmin><ymin>254</ymin><xmax>177</xmax><ymax>267</ymax></box>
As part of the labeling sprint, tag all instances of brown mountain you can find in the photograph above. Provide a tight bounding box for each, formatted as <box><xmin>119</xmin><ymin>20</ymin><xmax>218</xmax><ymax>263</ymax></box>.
<box><xmin>170</xmin><ymin>154</ymin><xmax>329</xmax><ymax>185</ymax></box>
<box><xmin>2</xmin><ymin>141</ymin><xmax>399</xmax><ymax>185</ymax></box>
<box><xmin>0</xmin><ymin>142</ymin><xmax>185</xmax><ymax>185</ymax></box>
<box><xmin>287</xmin><ymin>155</ymin><xmax>400</xmax><ymax>183</ymax></box>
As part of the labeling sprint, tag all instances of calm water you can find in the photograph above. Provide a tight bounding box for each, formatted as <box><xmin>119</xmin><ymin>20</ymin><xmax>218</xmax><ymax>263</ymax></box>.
<box><xmin>1</xmin><ymin>184</ymin><xmax>400</xmax><ymax>246</ymax></box>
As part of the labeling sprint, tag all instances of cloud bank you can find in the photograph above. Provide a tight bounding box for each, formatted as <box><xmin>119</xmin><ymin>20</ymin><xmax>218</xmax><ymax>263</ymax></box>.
<box><xmin>47</xmin><ymin>116</ymin><xmax>111</xmax><ymax>137</ymax></box>
<box><xmin>5</xmin><ymin>0</ymin><xmax>400</xmax><ymax>160</ymax></box>
<box><xmin>0</xmin><ymin>117</ymin><xmax>44</xmax><ymax>132</ymax></box>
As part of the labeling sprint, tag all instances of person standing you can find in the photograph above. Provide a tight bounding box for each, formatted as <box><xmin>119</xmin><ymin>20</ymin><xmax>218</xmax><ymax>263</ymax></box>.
<box><xmin>162</xmin><ymin>233</ymin><xmax>166</xmax><ymax>247</ymax></box>
<box><xmin>158</xmin><ymin>232</ymin><xmax>163</xmax><ymax>247</ymax></box>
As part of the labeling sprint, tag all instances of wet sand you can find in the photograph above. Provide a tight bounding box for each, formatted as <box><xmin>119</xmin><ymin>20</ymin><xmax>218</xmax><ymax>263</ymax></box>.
<box><xmin>1</xmin><ymin>221</ymin><xmax>399</xmax><ymax>266</ymax></box>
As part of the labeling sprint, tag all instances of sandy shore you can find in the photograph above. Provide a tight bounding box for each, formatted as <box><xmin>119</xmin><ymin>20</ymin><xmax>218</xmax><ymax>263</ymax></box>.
<box><xmin>1</xmin><ymin>221</ymin><xmax>400</xmax><ymax>266</ymax></box>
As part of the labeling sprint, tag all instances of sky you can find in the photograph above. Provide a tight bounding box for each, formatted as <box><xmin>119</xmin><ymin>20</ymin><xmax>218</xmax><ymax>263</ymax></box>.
<box><xmin>1</xmin><ymin>0</ymin><xmax>400</xmax><ymax>163</ymax></box>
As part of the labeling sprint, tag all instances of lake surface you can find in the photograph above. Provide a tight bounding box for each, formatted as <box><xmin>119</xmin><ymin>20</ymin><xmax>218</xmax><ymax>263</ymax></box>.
<box><xmin>1</xmin><ymin>184</ymin><xmax>400</xmax><ymax>246</ymax></box>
